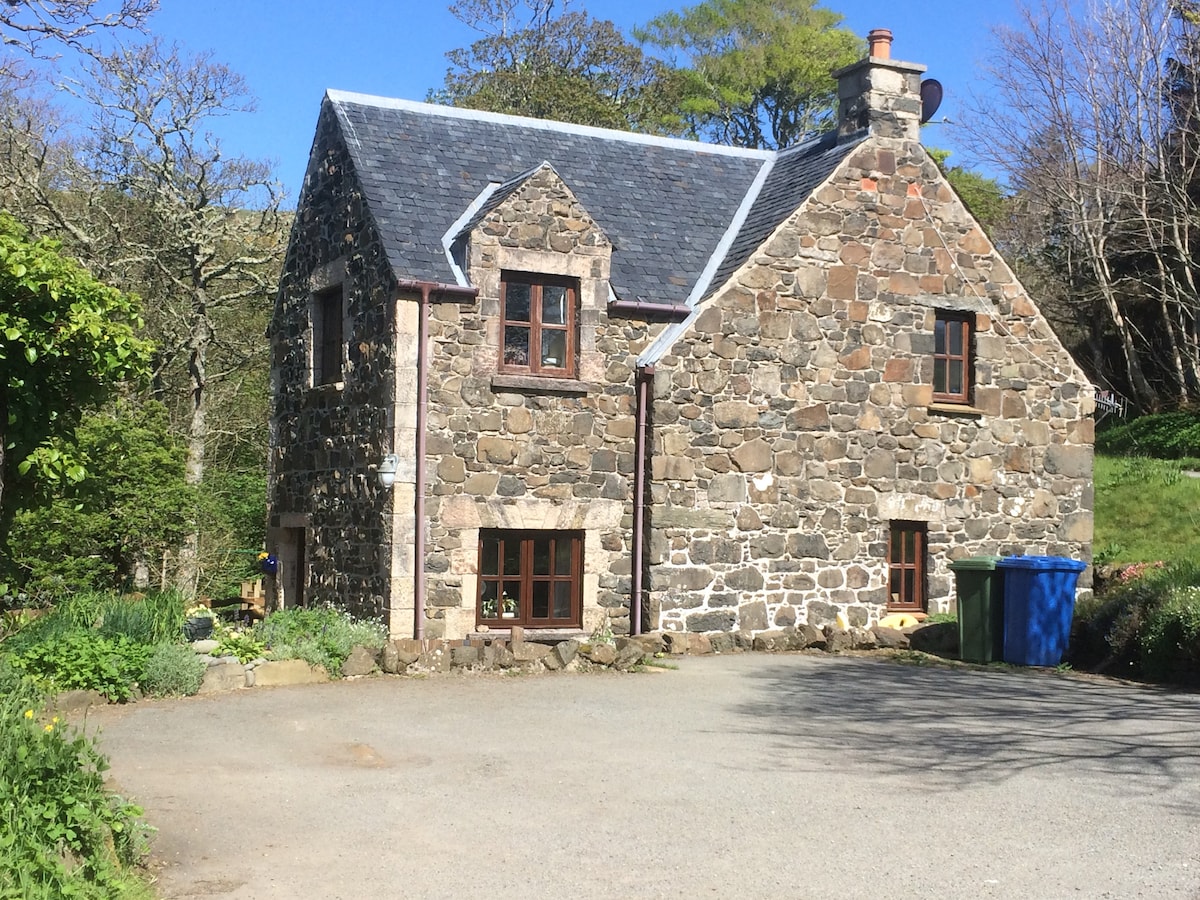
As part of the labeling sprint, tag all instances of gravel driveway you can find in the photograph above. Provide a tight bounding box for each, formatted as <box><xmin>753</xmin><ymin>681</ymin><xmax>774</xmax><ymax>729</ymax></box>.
<box><xmin>87</xmin><ymin>654</ymin><xmax>1200</xmax><ymax>899</ymax></box>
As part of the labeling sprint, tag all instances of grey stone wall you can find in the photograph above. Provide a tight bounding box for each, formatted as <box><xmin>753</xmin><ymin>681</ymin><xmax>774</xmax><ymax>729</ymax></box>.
<box><xmin>268</xmin><ymin>101</ymin><xmax>398</xmax><ymax>621</ymax></box>
<box><xmin>648</xmin><ymin>139</ymin><xmax>1094</xmax><ymax>633</ymax></box>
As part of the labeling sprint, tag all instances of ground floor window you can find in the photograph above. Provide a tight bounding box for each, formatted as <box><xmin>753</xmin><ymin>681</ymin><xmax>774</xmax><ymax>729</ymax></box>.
<box><xmin>478</xmin><ymin>530</ymin><xmax>582</xmax><ymax>628</ymax></box>
<box><xmin>888</xmin><ymin>522</ymin><xmax>926</xmax><ymax>612</ymax></box>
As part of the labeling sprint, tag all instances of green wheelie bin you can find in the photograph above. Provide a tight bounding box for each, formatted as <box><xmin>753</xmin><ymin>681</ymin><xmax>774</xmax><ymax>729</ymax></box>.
<box><xmin>949</xmin><ymin>556</ymin><xmax>1005</xmax><ymax>663</ymax></box>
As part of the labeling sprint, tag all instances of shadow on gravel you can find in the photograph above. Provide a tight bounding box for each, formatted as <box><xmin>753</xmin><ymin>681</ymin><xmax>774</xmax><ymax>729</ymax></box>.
<box><xmin>729</xmin><ymin>657</ymin><xmax>1200</xmax><ymax>797</ymax></box>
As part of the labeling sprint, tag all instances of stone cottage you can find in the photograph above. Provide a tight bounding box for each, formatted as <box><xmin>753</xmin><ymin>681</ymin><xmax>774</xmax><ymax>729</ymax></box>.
<box><xmin>268</xmin><ymin>30</ymin><xmax>1094</xmax><ymax>641</ymax></box>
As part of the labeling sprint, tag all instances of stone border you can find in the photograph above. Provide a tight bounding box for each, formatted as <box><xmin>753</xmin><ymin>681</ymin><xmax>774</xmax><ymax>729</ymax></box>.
<box><xmin>50</xmin><ymin>623</ymin><xmax>958</xmax><ymax>711</ymax></box>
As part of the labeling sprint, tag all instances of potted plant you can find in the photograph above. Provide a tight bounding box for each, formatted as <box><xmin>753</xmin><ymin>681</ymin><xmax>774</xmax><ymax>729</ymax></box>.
<box><xmin>183</xmin><ymin>605</ymin><xmax>216</xmax><ymax>642</ymax></box>
<box><xmin>501</xmin><ymin>592</ymin><xmax>518</xmax><ymax>618</ymax></box>
<box><xmin>480</xmin><ymin>597</ymin><xmax>498</xmax><ymax>619</ymax></box>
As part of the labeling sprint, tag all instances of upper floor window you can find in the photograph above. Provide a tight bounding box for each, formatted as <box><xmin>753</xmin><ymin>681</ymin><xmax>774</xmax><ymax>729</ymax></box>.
<box><xmin>312</xmin><ymin>286</ymin><xmax>343</xmax><ymax>386</ymax></box>
<box><xmin>933</xmin><ymin>311</ymin><xmax>973</xmax><ymax>405</ymax></box>
<box><xmin>500</xmin><ymin>272</ymin><xmax>577</xmax><ymax>377</ymax></box>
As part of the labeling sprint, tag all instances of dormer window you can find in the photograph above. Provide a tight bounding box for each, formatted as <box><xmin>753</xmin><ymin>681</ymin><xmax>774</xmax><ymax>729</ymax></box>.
<box><xmin>500</xmin><ymin>272</ymin><xmax>577</xmax><ymax>377</ymax></box>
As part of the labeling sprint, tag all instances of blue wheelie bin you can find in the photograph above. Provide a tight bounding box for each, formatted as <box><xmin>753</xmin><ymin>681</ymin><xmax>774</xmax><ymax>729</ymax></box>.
<box><xmin>996</xmin><ymin>556</ymin><xmax>1088</xmax><ymax>666</ymax></box>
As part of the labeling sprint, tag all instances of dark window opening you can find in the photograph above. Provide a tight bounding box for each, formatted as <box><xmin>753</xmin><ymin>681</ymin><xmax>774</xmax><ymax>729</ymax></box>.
<box><xmin>313</xmin><ymin>286</ymin><xmax>343</xmax><ymax>386</ymax></box>
<box><xmin>478</xmin><ymin>530</ymin><xmax>582</xmax><ymax>628</ymax></box>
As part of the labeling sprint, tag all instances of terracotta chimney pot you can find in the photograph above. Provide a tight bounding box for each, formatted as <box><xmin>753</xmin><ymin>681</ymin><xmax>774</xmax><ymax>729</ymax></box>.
<box><xmin>868</xmin><ymin>28</ymin><xmax>893</xmax><ymax>60</ymax></box>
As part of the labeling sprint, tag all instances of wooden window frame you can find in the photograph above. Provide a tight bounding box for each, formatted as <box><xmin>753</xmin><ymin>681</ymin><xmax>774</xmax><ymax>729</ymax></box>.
<box><xmin>933</xmin><ymin>311</ymin><xmax>973</xmax><ymax>405</ymax></box>
<box><xmin>499</xmin><ymin>272</ymin><xmax>577</xmax><ymax>378</ymax></box>
<box><xmin>477</xmin><ymin>530</ymin><xmax>582</xmax><ymax>629</ymax></box>
<box><xmin>887</xmin><ymin>521</ymin><xmax>927</xmax><ymax>613</ymax></box>
<box><xmin>312</xmin><ymin>286</ymin><xmax>344</xmax><ymax>386</ymax></box>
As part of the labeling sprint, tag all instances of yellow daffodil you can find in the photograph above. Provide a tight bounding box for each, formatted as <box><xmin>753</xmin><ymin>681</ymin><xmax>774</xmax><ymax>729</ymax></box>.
<box><xmin>23</xmin><ymin>709</ymin><xmax>33</xmax><ymax>719</ymax></box>
<box><xmin>43</xmin><ymin>724</ymin><xmax>53</xmax><ymax>733</ymax></box>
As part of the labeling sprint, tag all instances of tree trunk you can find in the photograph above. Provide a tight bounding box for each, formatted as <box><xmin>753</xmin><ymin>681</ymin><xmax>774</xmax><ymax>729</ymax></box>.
<box><xmin>173</xmin><ymin>305</ymin><xmax>211</xmax><ymax>596</ymax></box>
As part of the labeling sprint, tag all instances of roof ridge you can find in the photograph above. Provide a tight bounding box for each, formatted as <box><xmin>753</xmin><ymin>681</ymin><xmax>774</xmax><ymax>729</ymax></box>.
<box><xmin>325</xmin><ymin>90</ymin><xmax>776</xmax><ymax>161</ymax></box>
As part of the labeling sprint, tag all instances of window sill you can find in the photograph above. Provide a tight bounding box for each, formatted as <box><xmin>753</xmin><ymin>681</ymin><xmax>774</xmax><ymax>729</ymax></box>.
<box><xmin>469</xmin><ymin>627</ymin><xmax>587</xmax><ymax>642</ymax></box>
<box><xmin>491</xmin><ymin>373</ymin><xmax>597</xmax><ymax>395</ymax></box>
<box><xmin>928</xmin><ymin>402</ymin><xmax>984</xmax><ymax>417</ymax></box>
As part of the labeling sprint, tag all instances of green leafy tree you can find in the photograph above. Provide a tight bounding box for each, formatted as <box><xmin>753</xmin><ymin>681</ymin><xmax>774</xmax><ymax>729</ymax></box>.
<box><xmin>433</xmin><ymin>0</ymin><xmax>686</xmax><ymax>133</ymax></box>
<box><xmin>637</xmin><ymin>0</ymin><xmax>861</xmax><ymax>149</ymax></box>
<box><xmin>0</xmin><ymin>213</ymin><xmax>151</xmax><ymax>518</ymax></box>
<box><xmin>6</xmin><ymin>401</ymin><xmax>195</xmax><ymax>594</ymax></box>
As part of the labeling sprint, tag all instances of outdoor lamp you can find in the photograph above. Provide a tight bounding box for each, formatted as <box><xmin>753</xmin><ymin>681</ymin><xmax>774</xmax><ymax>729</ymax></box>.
<box><xmin>377</xmin><ymin>453</ymin><xmax>399</xmax><ymax>489</ymax></box>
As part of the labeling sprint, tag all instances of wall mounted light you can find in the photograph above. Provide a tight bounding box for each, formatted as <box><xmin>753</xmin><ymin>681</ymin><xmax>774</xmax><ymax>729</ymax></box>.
<box><xmin>377</xmin><ymin>453</ymin><xmax>399</xmax><ymax>489</ymax></box>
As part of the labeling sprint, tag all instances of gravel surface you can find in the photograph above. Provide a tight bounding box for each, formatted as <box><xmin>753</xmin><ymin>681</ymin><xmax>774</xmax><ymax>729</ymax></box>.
<box><xmin>86</xmin><ymin>653</ymin><xmax>1200</xmax><ymax>899</ymax></box>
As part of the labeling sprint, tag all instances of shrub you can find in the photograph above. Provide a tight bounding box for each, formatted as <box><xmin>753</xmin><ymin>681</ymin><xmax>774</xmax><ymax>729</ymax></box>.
<box><xmin>0</xmin><ymin>662</ymin><xmax>152</xmax><ymax>898</ymax></box>
<box><xmin>1096</xmin><ymin>410</ymin><xmax>1200</xmax><ymax>458</ymax></box>
<box><xmin>211</xmin><ymin>625</ymin><xmax>267</xmax><ymax>664</ymax></box>
<box><xmin>1139</xmin><ymin>587</ymin><xmax>1200</xmax><ymax>682</ymax></box>
<box><xmin>257</xmin><ymin>605</ymin><xmax>387</xmax><ymax>675</ymax></box>
<box><xmin>1070</xmin><ymin>559</ymin><xmax>1200</xmax><ymax>678</ymax></box>
<box><xmin>10</xmin><ymin>631</ymin><xmax>151</xmax><ymax>702</ymax></box>
<box><xmin>141</xmin><ymin>642</ymin><xmax>206</xmax><ymax>697</ymax></box>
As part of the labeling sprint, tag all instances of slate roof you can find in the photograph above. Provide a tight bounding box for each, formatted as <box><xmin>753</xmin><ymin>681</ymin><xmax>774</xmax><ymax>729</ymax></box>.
<box><xmin>325</xmin><ymin>91</ymin><xmax>863</xmax><ymax>309</ymax></box>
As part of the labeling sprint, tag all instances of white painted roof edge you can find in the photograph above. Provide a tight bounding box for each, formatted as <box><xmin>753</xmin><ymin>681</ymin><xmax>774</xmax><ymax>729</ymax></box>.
<box><xmin>325</xmin><ymin>90</ymin><xmax>775</xmax><ymax>161</ymax></box>
<box><xmin>441</xmin><ymin>181</ymin><xmax>503</xmax><ymax>287</ymax></box>
<box><xmin>638</xmin><ymin>154</ymin><xmax>777</xmax><ymax>366</ymax></box>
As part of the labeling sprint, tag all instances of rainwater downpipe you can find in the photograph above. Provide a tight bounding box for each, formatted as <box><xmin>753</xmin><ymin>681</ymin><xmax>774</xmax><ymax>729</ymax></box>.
<box><xmin>631</xmin><ymin>363</ymin><xmax>654</xmax><ymax>636</ymax></box>
<box><xmin>395</xmin><ymin>279</ymin><xmax>477</xmax><ymax>640</ymax></box>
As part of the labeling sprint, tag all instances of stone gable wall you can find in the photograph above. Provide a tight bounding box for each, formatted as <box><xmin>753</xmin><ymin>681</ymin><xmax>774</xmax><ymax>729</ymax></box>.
<box><xmin>421</xmin><ymin>167</ymin><xmax>669</xmax><ymax>639</ymax></box>
<box><xmin>648</xmin><ymin>139</ymin><xmax>1094</xmax><ymax>634</ymax></box>
<box><xmin>269</xmin><ymin>104</ymin><xmax>399</xmax><ymax>621</ymax></box>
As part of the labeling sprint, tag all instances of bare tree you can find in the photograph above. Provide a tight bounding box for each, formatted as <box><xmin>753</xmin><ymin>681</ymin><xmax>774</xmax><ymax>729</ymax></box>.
<box><xmin>0</xmin><ymin>40</ymin><xmax>286</xmax><ymax>594</ymax></box>
<box><xmin>967</xmin><ymin>0</ymin><xmax>1200</xmax><ymax>410</ymax></box>
<box><xmin>1</xmin><ymin>0</ymin><xmax>156</xmax><ymax>69</ymax></box>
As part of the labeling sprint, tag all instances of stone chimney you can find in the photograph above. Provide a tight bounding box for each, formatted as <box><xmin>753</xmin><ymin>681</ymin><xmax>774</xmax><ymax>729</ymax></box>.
<box><xmin>833</xmin><ymin>28</ymin><xmax>927</xmax><ymax>143</ymax></box>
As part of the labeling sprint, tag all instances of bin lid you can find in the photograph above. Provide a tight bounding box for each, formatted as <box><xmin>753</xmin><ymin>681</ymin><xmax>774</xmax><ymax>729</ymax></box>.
<box><xmin>948</xmin><ymin>556</ymin><xmax>1003</xmax><ymax>571</ymax></box>
<box><xmin>996</xmin><ymin>555</ymin><xmax>1088</xmax><ymax>572</ymax></box>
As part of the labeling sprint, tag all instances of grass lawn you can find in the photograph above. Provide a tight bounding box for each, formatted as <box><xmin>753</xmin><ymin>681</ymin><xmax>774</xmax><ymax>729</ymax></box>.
<box><xmin>1093</xmin><ymin>453</ymin><xmax>1200</xmax><ymax>565</ymax></box>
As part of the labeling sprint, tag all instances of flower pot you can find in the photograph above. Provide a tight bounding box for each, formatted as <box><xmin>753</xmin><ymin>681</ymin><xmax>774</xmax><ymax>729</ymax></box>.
<box><xmin>183</xmin><ymin>616</ymin><xmax>214</xmax><ymax>642</ymax></box>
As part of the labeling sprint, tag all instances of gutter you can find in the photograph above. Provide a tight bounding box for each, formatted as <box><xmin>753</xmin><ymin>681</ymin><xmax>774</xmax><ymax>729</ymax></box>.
<box><xmin>608</xmin><ymin>299</ymin><xmax>690</xmax><ymax>321</ymax></box>
<box><xmin>395</xmin><ymin>278</ymin><xmax>478</xmax><ymax>640</ymax></box>
<box><xmin>631</xmin><ymin>363</ymin><xmax>654</xmax><ymax>635</ymax></box>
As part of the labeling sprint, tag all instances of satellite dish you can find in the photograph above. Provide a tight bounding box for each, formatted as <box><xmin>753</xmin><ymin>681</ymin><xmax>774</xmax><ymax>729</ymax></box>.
<box><xmin>920</xmin><ymin>79</ymin><xmax>944</xmax><ymax>124</ymax></box>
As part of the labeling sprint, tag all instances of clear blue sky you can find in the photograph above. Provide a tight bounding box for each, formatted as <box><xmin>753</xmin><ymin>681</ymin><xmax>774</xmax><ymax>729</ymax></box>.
<box><xmin>144</xmin><ymin>1</ymin><xmax>1017</xmax><ymax>202</ymax></box>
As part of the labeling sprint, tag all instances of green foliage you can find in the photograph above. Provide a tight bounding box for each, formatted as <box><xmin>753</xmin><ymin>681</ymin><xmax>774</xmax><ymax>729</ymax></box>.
<box><xmin>141</xmin><ymin>642</ymin><xmax>204</xmax><ymax>697</ymax></box>
<box><xmin>193</xmin><ymin>466</ymin><xmax>266</xmax><ymax>600</ymax></box>
<box><xmin>433</xmin><ymin>0</ymin><xmax>685</xmax><ymax>134</ymax></box>
<box><xmin>6</xmin><ymin>402</ymin><xmax>197</xmax><ymax>596</ymax></box>
<box><xmin>0</xmin><ymin>213</ymin><xmax>152</xmax><ymax>497</ymax></box>
<box><xmin>0</xmin><ymin>662</ymin><xmax>152</xmax><ymax>898</ymax></box>
<box><xmin>9</xmin><ymin>631</ymin><xmax>151</xmax><ymax>702</ymax></box>
<box><xmin>1071</xmin><ymin>559</ymin><xmax>1200</xmax><ymax>678</ymax></box>
<box><xmin>257</xmin><ymin>605</ymin><xmax>387</xmax><ymax>675</ymax></box>
<box><xmin>1096</xmin><ymin>411</ymin><xmax>1200</xmax><ymax>458</ymax></box>
<box><xmin>637</xmin><ymin>0</ymin><xmax>862</xmax><ymax>148</ymax></box>
<box><xmin>2</xmin><ymin>591</ymin><xmax>186</xmax><ymax>654</ymax></box>
<box><xmin>1092</xmin><ymin>453</ymin><xmax>1200</xmax><ymax>565</ymax></box>
<box><xmin>211</xmin><ymin>624</ymin><xmax>267</xmax><ymax>664</ymax></box>
<box><xmin>1139</xmin><ymin>586</ymin><xmax>1200</xmax><ymax>682</ymax></box>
